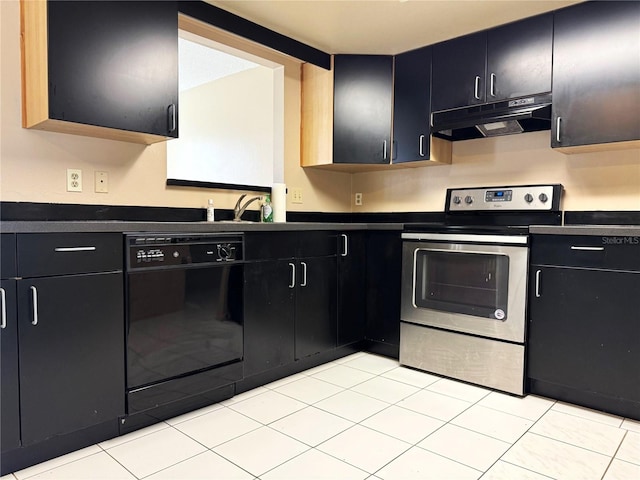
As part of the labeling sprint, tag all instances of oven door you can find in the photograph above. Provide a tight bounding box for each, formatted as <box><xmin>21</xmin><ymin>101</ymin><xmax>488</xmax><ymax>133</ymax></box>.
<box><xmin>401</xmin><ymin>237</ymin><xmax>528</xmax><ymax>343</ymax></box>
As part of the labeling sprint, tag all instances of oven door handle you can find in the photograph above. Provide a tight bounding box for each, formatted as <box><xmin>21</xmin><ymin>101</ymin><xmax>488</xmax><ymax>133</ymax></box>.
<box><xmin>535</xmin><ymin>269</ymin><xmax>542</xmax><ymax>298</ymax></box>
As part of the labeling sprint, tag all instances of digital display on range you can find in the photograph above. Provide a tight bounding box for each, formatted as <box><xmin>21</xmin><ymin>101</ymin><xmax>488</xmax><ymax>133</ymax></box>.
<box><xmin>486</xmin><ymin>190</ymin><xmax>513</xmax><ymax>202</ymax></box>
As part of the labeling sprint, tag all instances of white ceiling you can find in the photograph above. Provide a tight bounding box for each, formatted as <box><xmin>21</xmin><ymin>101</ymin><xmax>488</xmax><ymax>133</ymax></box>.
<box><xmin>207</xmin><ymin>0</ymin><xmax>582</xmax><ymax>55</ymax></box>
<box><xmin>178</xmin><ymin>36</ymin><xmax>259</xmax><ymax>91</ymax></box>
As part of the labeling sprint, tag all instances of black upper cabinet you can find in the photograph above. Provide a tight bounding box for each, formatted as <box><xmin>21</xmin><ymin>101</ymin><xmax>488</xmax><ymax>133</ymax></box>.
<box><xmin>432</xmin><ymin>32</ymin><xmax>486</xmax><ymax>111</ymax></box>
<box><xmin>47</xmin><ymin>0</ymin><xmax>178</xmax><ymax>137</ymax></box>
<box><xmin>552</xmin><ymin>1</ymin><xmax>640</xmax><ymax>149</ymax></box>
<box><xmin>393</xmin><ymin>47</ymin><xmax>432</xmax><ymax>163</ymax></box>
<box><xmin>333</xmin><ymin>55</ymin><xmax>393</xmax><ymax>164</ymax></box>
<box><xmin>486</xmin><ymin>14</ymin><xmax>552</xmax><ymax>101</ymax></box>
<box><xmin>432</xmin><ymin>14</ymin><xmax>552</xmax><ymax>112</ymax></box>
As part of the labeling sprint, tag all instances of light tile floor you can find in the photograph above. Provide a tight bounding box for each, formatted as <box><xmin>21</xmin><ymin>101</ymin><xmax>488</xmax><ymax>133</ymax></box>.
<box><xmin>4</xmin><ymin>352</ymin><xmax>640</xmax><ymax>480</ymax></box>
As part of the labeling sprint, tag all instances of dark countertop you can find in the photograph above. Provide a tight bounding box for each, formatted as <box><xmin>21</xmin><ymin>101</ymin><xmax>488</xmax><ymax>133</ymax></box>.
<box><xmin>0</xmin><ymin>221</ymin><xmax>403</xmax><ymax>234</ymax></box>
<box><xmin>530</xmin><ymin>225</ymin><xmax>640</xmax><ymax>236</ymax></box>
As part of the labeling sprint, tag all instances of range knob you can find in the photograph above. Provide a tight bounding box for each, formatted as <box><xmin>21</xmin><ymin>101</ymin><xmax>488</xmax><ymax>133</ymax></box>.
<box><xmin>464</xmin><ymin>195</ymin><xmax>474</xmax><ymax>205</ymax></box>
<box><xmin>524</xmin><ymin>193</ymin><xmax>534</xmax><ymax>203</ymax></box>
<box><xmin>452</xmin><ymin>196</ymin><xmax>462</xmax><ymax>205</ymax></box>
<box><xmin>539</xmin><ymin>193</ymin><xmax>549</xmax><ymax>203</ymax></box>
<box><xmin>217</xmin><ymin>244</ymin><xmax>235</xmax><ymax>261</ymax></box>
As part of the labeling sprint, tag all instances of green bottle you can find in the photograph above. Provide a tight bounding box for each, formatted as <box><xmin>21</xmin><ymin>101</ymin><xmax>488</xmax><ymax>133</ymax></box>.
<box><xmin>261</xmin><ymin>194</ymin><xmax>273</xmax><ymax>223</ymax></box>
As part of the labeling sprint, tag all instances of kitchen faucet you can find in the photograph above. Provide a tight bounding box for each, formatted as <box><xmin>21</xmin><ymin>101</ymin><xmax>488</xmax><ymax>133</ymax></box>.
<box><xmin>233</xmin><ymin>194</ymin><xmax>263</xmax><ymax>221</ymax></box>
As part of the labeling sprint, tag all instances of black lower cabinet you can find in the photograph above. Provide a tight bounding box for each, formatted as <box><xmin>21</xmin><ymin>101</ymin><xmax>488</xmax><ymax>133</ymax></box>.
<box><xmin>528</xmin><ymin>266</ymin><xmax>640</xmax><ymax>419</ymax></box>
<box><xmin>365</xmin><ymin>232</ymin><xmax>402</xmax><ymax>358</ymax></box>
<box><xmin>243</xmin><ymin>231</ymin><xmax>338</xmax><ymax>380</ymax></box>
<box><xmin>337</xmin><ymin>232</ymin><xmax>366</xmax><ymax>346</ymax></box>
<box><xmin>1</xmin><ymin>278</ymin><xmax>20</xmax><ymax>454</ymax></box>
<box><xmin>295</xmin><ymin>256</ymin><xmax>337</xmax><ymax>359</ymax></box>
<box><xmin>17</xmin><ymin>273</ymin><xmax>125</xmax><ymax>445</ymax></box>
<box><xmin>243</xmin><ymin>261</ymin><xmax>295</xmax><ymax>377</ymax></box>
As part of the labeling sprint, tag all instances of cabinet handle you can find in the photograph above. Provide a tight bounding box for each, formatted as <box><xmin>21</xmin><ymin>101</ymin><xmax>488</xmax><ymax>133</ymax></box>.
<box><xmin>419</xmin><ymin>135</ymin><xmax>425</xmax><ymax>157</ymax></box>
<box><xmin>168</xmin><ymin>104</ymin><xmax>177</xmax><ymax>133</ymax></box>
<box><xmin>556</xmin><ymin>116</ymin><xmax>562</xmax><ymax>143</ymax></box>
<box><xmin>0</xmin><ymin>287</ymin><xmax>6</xmax><ymax>329</ymax></box>
<box><xmin>570</xmin><ymin>246</ymin><xmax>605</xmax><ymax>251</ymax></box>
<box><xmin>300</xmin><ymin>262</ymin><xmax>308</xmax><ymax>287</ymax></box>
<box><xmin>474</xmin><ymin>76</ymin><xmax>481</xmax><ymax>100</ymax></box>
<box><xmin>535</xmin><ymin>270</ymin><xmax>541</xmax><ymax>298</ymax></box>
<box><xmin>383</xmin><ymin>141</ymin><xmax>387</xmax><ymax>160</ymax></box>
<box><xmin>30</xmin><ymin>286</ymin><xmax>39</xmax><ymax>326</ymax></box>
<box><xmin>490</xmin><ymin>73</ymin><xmax>496</xmax><ymax>97</ymax></box>
<box><xmin>288</xmin><ymin>263</ymin><xmax>296</xmax><ymax>288</ymax></box>
<box><xmin>54</xmin><ymin>246</ymin><xmax>96</xmax><ymax>253</ymax></box>
<box><xmin>341</xmin><ymin>234</ymin><xmax>348</xmax><ymax>257</ymax></box>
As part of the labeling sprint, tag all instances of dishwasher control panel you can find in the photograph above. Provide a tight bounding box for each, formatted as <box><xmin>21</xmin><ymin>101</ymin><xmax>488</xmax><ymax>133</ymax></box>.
<box><xmin>127</xmin><ymin>234</ymin><xmax>243</xmax><ymax>269</ymax></box>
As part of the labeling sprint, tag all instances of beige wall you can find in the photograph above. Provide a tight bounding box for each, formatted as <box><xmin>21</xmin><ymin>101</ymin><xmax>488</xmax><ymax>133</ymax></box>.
<box><xmin>1</xmin><ymin>0</ymin><xmax>639</xmax><ymax>216</ymax></box>
<box><xmin>352</xmin><ymin>132</ymin><xmax>640</xmax><ymax>212</ymax></box>
<box><xmin>0</xmin><ymin>0</ymin><xmax>351</xmax><ymax>214</ymax></box>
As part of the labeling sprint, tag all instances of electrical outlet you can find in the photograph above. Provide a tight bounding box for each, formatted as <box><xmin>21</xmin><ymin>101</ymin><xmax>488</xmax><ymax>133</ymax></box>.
<box><xmin>66</xmin><ymin>169</ymin><xmax>82</xmax><ymax>192</ymax></box>
<box><xmin>292</xmin><ymin>188</ymin><xmax>303</xmax><ymax>204</ymax></box>
<box><xmin>95</xmin><ymin>171</ymin><xmax>108</xmax><ymax>193</ymax></box>
<box><xmin>355</xmin><ymin>192</ymin><xmax>363</xmax><ymax>206</ymax></box>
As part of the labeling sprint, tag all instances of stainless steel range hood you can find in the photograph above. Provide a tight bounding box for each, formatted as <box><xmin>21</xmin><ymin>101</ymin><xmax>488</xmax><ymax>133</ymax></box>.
<box><xmin>431</xmin><ymin>94</ymin><xmax>552</xmax><ymax>141</ymax></box>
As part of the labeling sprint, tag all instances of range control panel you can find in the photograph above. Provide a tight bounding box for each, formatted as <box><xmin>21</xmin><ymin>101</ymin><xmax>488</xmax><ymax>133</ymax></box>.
<box><xmin>447</xmin><ymin>185</ymin><xmax>562</xmax><ymax>212</ymax></box>
<box><xmin>127</xmin><ymin>234</ymin><xmax>243</xmax><ymax>270</ymax></box>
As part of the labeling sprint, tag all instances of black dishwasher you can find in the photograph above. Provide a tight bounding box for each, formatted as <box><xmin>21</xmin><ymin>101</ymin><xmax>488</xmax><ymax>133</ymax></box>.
<box><xmin>125</xmin><ymin>234</ymin><xmax>244</xmax><ymax>420</ymax></box>
<box><xmin>527</xmin><ymin>233</ymin><xmax>640</xmax><ymax>419</ymax></box>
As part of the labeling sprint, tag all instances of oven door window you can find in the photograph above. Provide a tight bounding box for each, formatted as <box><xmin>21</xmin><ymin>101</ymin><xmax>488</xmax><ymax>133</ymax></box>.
<box><xmin>414</xmin><ymin>249</ymin><xmax>509</xmax><ymax>320</ymax></box>
<box><xmin>127</xmin><ymin>265</ymin><xmax>243</xmax><ymax>389</ymax></box>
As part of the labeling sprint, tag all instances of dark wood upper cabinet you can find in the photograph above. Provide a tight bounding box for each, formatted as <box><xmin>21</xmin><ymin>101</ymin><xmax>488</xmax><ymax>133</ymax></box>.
<box><xmin>393</xmin><ymin>46</ymin><xmax>432</xmax><ymax>163</ymax></box>
<box><xmin>432</xmin><ymin>14</ymin><xmax>552</xmax><ymax>112</ymax></box>
<box><xmin>486</xmin><ymin>14</ymin><xmax>552</xmax><ymax>101</ymax></box>
<box><xmin>21</xmin><ymin>0</ymin><xmax>178</xmax><ymax>144</ymax></box>
<box><xmin>552</xmin><ymin>1</ymin><xmax>640</xmax><ymax>151</ymax></box>
<box><xmin>432</xmin><ymin>31</ymin><xmax>486</xmax><ymax>111</ymax></box>
<box><xmin>333</xmin><ymin>55</ymin><xmax>393</xmax><ymax>164</ymax></box>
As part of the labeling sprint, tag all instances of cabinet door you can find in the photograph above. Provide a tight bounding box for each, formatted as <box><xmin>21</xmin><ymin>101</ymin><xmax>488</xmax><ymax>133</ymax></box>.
<box><xmin>243</xmin><ymin>261</ymin><xmax>295</xmax><ymax>377</ymax></box>
<box><xmin>1</xmin><ymin>279</ymin><xmax>20</xmax><ymax>453</ymax></box>
<box><xmin>393</xmin><ymin>47</ymin><xmax>432</xmax><ymax>163</ymax></box>
<box><xmin>432</xmin><ymin>32</ymin><xmax>486</xmax><ymax>111</ymax></box>
<box><xmin>47</xmin><ymin>1</ymin><xmax>178</xmax><ymax>137</ymax></box>
<box><xmin>295</xmin><ymin>257</ymin><xmax>337</xmax><ymax>359</ymax></box>
<box><xmin>487</xmin><ymin>14</ymin><xmax>552</xmax><ymax>101</ymax></box>
<box><xmin>333</xmin><ymin>55</ymin><xmax>393</xmax><ymax>164</ymax></box>
<box><xmin>17</xmin><ymin>273</ymin><xmax>125</xmax><ymax>446</ymax></box>
<box><xmin>365</xmin><ymin>232</ymin><xmax>402</xmax><ymax>356</ymax></box>
<box><xmin>337</xmin><ymin>233</ymin><xmax>366</xmax><ymax>346</ymax></box>
<box><xmin>552</xmin><ymin>1</ymin><xmax>640</xmax><ymax>148</ymax></box>
<box><xmin>528</xmin><ymin>267</ymin><xmax>640</xmax><ymax>408</ymax></box>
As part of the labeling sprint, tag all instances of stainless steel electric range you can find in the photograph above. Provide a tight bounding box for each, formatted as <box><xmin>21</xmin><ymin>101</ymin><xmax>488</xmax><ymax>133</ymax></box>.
<box><xmin>400</xmin><ymin>184</ymin><xmax>563</xmax><ymax>395</ymax></box>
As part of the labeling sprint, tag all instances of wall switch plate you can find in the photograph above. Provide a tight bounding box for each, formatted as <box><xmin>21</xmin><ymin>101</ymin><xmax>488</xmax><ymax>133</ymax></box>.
<box><xmin>355</xmin><ymin>192</ymin><xmax>363</xmax><ymax>206</ymax></box>
<box><xmin>66</xmin><ymin>169</ymin><xmax>82</xmax><ymax>192</ymax></box>
<box><xmin>292</xmin><ymin>187</ymin><xmax>303</xmax><ymax>204</ymax></box>
<box><xmin>95</xmin><ymin>171</ymin><xmax>108</xmax><ymax>193</ymax></box>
